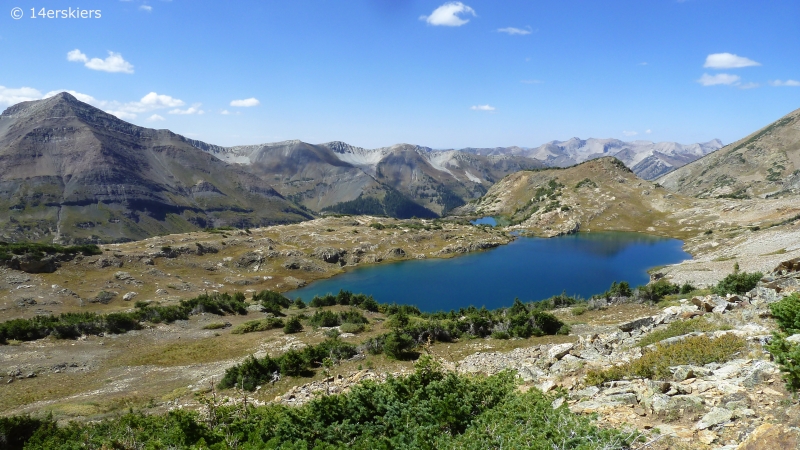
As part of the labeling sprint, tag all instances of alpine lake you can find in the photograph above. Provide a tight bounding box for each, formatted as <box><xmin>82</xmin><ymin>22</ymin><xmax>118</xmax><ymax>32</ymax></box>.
<box><xmin>288</xmin><ymin>218</ymin><xmax>690</xmax><ymax>312</ymax></box>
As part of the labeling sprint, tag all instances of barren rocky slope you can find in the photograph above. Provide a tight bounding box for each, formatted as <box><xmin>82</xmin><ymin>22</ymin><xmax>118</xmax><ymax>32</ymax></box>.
<box><xmin>658</xmin><ymin>107</ymin><xmax>800</xmax><ymax>199</ymax></box>
<box><xmin>0</xmin><ymin>93</ymin><xmax>311</xmax><ymax>244</ymax></box>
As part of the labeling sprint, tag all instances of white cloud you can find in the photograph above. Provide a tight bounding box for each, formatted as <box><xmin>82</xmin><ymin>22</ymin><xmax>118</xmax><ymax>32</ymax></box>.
<box><xmin>67</xmin><ymin>49</ymin><xmax>134</xmax><ymax>74</ymax></box>
<box><xmin>520</xmin><ymin>79</ymin><xmax>543</xmax><ymax>84</ymax></box>
<box><xmin>420</xmin><ymin>2</ymin><xmax>475</xmax><ymax>27</ymax></box>
<box><xmin>638</xmin><ymin>62</ymin><xmax>648</xmax><ymax>66</ymax></box>
<box><xmin>697</xmin><ymin>73</ymin><xmax>741</xmax><ymax>86</ymax></box>
<box><xmin>220</xmin><ymin>110</ymin><xmax>231</xmax><ymax>115</ymax></box>
<box><xmin>645</xmin><ymin>129</ymin><xmax>652</xmax><ymax>134</ymax></box>
<box><xmin>470</xmin><ymin>104</ymin><xmax>495</xmax><ymax>112</ymax></box>
<box><xmin>147</xmin><ymin>114</ymin><xmax>165</xmax><ymax>121</ymax></box>
<box><xmin>0</xmin><ymin>86</ymin><xmax>44</xmax><ymax>106</ymax></box>
<box><xmin>169</xmin><ymin>104</ymin><xmax>204</xmax><ymax>115</ymax></box>
<box><xmin>140</xmin><ymin>5</ymin><xmax>152</xmax><ymax>12</ymax></box>
<box><xmin>703</xmin><ymin>53</ymin><xmax>760</xmax><ymax>69</ymax></box>
<box><xmin>622</xmin><ymin>131</ymin><xmax>638</xmax><ymax>137</ymax></box>
<box><xmin>738</xmin><ymin>82</ymin><xmax>760</xmax><ymax>90</ymax></box>
<box><xmin>140</xmin><ymin>92</ymin><xmax>184</xmax><ymax>108</ymax></box>
<box><xmin>770</xmin><ymin>79</ymin><xmax>800</xmax><ymax>87</ymax></box>
<box><xmin>230</xmin><ymin>97</ymin><xmax>260</xmax><ymax>107</ymax></box>
<box><xmin>67</xmin><ymin>49</ymin><xmax>88</xmax><ymax>63</ymax></box>
<box><xmin>497</xmin><ymin>27</ymin><xmax>531</xmax><ymax>35</ymax></box>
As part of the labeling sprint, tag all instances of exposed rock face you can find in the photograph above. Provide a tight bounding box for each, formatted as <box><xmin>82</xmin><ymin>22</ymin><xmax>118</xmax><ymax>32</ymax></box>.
<box><xmin>0</xmin><ymin>93</ymin><xmax>311</xmax><ymax>244</ymax></box>
<box><xmin>311</xmin><ymin>247</ymin><xmax>344</xmax><ymax>264</ymax></box>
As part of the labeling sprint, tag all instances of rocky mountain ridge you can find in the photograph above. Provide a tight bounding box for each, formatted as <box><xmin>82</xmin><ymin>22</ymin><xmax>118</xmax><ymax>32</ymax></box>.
<box><xmin>459</xmin><ymin>137</ymin><xmax>723</xmax><ymax>180</ymax></box>
<box><xmin>658</xmin><ymin>107</ymin><xmax>800</xmax><ymax>199</ymax></box>
<box><xmin>0</xmin><ymin>93</ymin><xmax>311</xmax><ymax>244</ymax></box>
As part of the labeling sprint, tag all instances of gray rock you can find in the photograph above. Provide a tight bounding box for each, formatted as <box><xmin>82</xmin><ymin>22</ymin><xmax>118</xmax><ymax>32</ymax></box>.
<box><xmin>235</xmin><ymin>252</ymin><xmax>264</xmax><ymax>268</ymax></box>
<box><xmin>786</xmin><ymin>334</ymin><xmax>800</xmax><ymax>345</ymax></box>
<box><xmin>619</xmin><ymin>316</ymin><xmax>655</xmax><ymax>332</ymax></box>
<box><xmin>548</xmin><ymin>343</ymin><xmax>574</xmax><ymax>360</ymax></box>
<box><xmin>672</xmin><ymin>365</ymin><xmax>695</xmax><ymax>381</ymax></box>
<box><xmin>93</xmin><ymin>290</ymin><xmax>117</xmax><ymax>304</ymax></box>
<box><xmin>696</xmin><ymin>407</ymin><xmax>733</xmax><ymax>430</ymax></box>
<box><xmin>95</xmin><ymin>257</ymin><xmax>123</xmax><ymax>269</ymax></box>
<box><xmin>311</xmin><ymin>247</ymin><xmax>344</xmax><ymax>264</ymax></box>
<box><xmin>122</xmin><ymin>292</ymin><xmax>138</xmax><ymax>301</ymax></box>
<box><xmin>384</xmin><ymin>247</ymin><xmax>406</xmax><ymax>259</ymax></box>
<box><xmin>114</xmin><ymin>271</ymin><xmax>134</xmax><ymax>280</ymax></box>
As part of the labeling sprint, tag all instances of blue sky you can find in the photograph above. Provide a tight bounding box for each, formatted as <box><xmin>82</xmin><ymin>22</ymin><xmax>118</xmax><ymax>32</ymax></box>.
<box><xmin>1</xmin><ymin>0</ymin><xmax>798</xmax><ymax>148</ymax></box>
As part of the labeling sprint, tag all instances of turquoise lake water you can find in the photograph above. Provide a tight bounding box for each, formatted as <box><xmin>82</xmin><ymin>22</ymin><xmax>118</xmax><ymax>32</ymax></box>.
<box><xmin>287</xmin><ymin>232</ymin><xmax>690</xmax><ymax>312</ymax></box>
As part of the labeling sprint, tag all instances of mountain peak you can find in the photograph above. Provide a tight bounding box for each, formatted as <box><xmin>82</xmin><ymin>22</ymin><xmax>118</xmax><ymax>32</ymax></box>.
<box><xmin>1</xmin><ymin>91</ymin><xmax>98</xmax><ymax>122</ymax></box>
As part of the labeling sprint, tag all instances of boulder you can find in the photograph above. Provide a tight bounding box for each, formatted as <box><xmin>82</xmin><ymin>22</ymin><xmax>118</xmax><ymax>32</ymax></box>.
<box><xmin>95</xmin><ymin>257</ymin><xmax>123</xmax><ymax>269</ymax></box>
<box><xmin>17</xmin><ymin>255</ymin><xmax>58</xmax><ymax>273</ymax></box>
<box><xmin>547</xmin><ymin>343</ymin><xmax>575</xmax><ymax>360</ymax></box>
<box><xmin>786</xmin><ymin>334</ymin><xmax>800</xmax><ymax>345</ymax></box>
<box><xmin>235</xmin><ymin>252</ymin><xmax>264</xmax><ymax>268</ymax></box>
<box><xmin>696</xmin><ymin>407</ymin><xmax>733</xmax><ymax>430</ymax></box>
<box><xmin>737</xmin><ymin>423</ymin><xmax>799</xmax><ymax>450</ymax></box>
<box><xmin>619</xmin><ymin>316</ymin><xmax>655</xmax><ymax>332</ymax></box>
<box><xmin>311</xmin><ymin>247</ymin><xmax>344</xmax><ymax>264</ymax></box>
<box><xmin>384</xmin><ymin>248</ymin><xmax>406</xmax><ymax>259</ymax></box>
<box><xmin>122</xmin><ymin>292</ymin><xmax>138</xmax><ymax>301</ymax></box>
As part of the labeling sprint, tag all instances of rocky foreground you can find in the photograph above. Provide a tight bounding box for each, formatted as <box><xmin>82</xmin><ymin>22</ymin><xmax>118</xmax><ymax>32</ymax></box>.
<box><xmin>239</xmin><ymin>261</ymin><xmax>800</xmax><ymax>449</ymax></box>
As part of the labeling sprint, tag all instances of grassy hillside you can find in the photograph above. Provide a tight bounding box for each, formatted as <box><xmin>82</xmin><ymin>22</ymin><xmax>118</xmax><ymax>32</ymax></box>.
<box><xmin>658</xmin><ymin>107</ymin><xmax>800</xmax><ymax>199</ymax></box>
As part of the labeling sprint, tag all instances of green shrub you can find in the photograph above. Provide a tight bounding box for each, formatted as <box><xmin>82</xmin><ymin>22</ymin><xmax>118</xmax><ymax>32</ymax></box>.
<box><xmin>340</xmin><ymin>309</ymin><xmax>369</xmax><ymax>325</ymax></box>
<box><xmin>308</xmin><ymin>310</ymin><xmax>341</xmax><ymax>328</ymax></box>
<box><xmin>767</xmin><ymin>294</ymin><xmax>800</xmax><ymax>392</ymax></box>
<box><xmin>293</xmin><ymin>298</ymin><xmax>306</xmax><ymax>309</ymax></box>
<box><xmin>571</xmin><ymin>306</ymin><xmax>587</xmax><ymax>316</ymax></box>
<box><xmin>0</xmin><ymin>414</ymin><xmax>56</xmax><ymax>450</ymax></box>
<box><xmin>384</xmin><ymin>331</ymin><xmax>416</xmax><ymax>359</ymax></box>
<box><xmin>10</xmin><ymin>359</ymin><xmax>638</xmax><ymax>450</ymax></box>
<box><xmin>103</xmin><ymin>313</ymin><xmax>140</xmax><ymax>334</ymax></box>
<box><xmin>586</xmin><ymin>334</ymin><xmax>746</xmax><ymax>385</ymax></box>
<box><xmin>340</xmin><ymin>322</ymin><xmax>366</xmax><ymax>334</ymax></box>
<box><xmin>713</xmin><ymin>271</ymin><xmax>763</xmax><ymax>295</ymax></box>
<box><xmin>283</xmin><ymin>316</ymin><xmax>303</xmax><ymax>334</ymax></box>
<box><xmin>279</xmin><ymin>350</ymin><xmax>307</xmax><ymax>376</ymax></box>
<box><xmin>491</xmin><ymin>331</ymin><xmax>510</xmax><ymax>340</ymax></box>
<box><xmin>218</xmin><ymin>355</ymin><xmax>279</xmax><ymax>391</ymax></box>
<box><xmin>770</xmin><ymin>293</ymin><xmax>800</xmax><ymax>333</ymax></box>
<box><xmin>606</xmin><ymin>281</ymin><xmax>633</xmax><ymax>298</ymax></box>
<box><xmin>230</xmin><ymin>318</ymin><xmax>284</xmax><ymax>335</ymax></box>
<box><xmin>767</xmin><ymin>334</ymin><xmax>800</xmax><ymax>393</ymax></box>
<box><xmin>201</xmin><ymin>322</ymin><xmax>227</xmax><ymax>330</ymax></box>
<box><xmin>637</xmin><ymin>317</ymin><xmax>728</xmax><ymax>347</ymax></box>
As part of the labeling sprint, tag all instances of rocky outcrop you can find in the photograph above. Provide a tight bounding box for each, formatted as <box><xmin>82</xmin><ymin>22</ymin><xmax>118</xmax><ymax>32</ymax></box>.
<box><xmin>311</xmin><ymin>247</ymin><xmax>345</xmax><ymax>264</ymax></box>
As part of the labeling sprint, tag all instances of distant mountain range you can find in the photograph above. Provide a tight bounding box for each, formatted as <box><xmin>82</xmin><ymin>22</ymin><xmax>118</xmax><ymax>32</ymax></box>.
<box><xmin>190</xmin><ymin>139</ymin><xmax>543</xmax><ymax>216</ymax></box>
<box><xmin>187</xmin><ymin>136</ymin><xmax>721</xmax><ymax>218</ymax></box>
<box><xmin>455</xmin><ymin>138</ymin><xmax>724</xmax><ymax>180</ymax></box>
<box><xmin>0</xmin><ymin>92</ymin><xmax>732</xmax><ymax>243</ymax></box>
